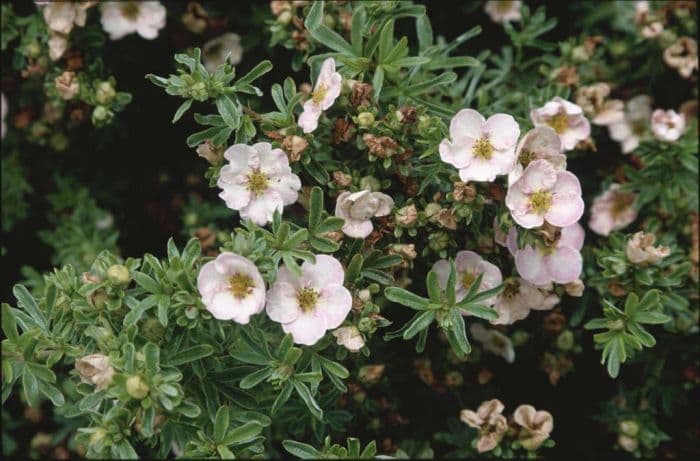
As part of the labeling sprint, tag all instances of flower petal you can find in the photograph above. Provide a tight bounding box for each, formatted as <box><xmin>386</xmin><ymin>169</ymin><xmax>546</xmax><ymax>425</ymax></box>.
<box><xmin>316</xmin><ymin>285</ymin><xmax>352</xmax><ymax>329</ymax></box>
<box><xmin>543</xmin><ymin>247</ymin><xmax>582</xmax><ymax>284</ymax></box>
<box><xmin>266</xmin><ymin>282</ymin><xmax>302</xmax><ymax>324</ymax></box>
<box><xmin>301</xmin><ymin>254</ymin><xmax>345</xmax><ymax>288</ymax></box>
<box><xmin>484</xmin><ymin>113</ymin><xmax>520</xmax><ymax>150</ymax></box>
<box><xmin>515</xmin><ymin>246</ymin><xmax>550</xmax><ymax>285</ymax></box>
<box><xmin>449</xmin><ymin>109</ymin><xmax>485</xmax><ymax>143</ymax></box>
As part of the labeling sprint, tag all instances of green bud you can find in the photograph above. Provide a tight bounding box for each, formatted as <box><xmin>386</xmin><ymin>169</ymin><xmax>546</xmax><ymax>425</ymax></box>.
<box><xmin>368</xmin><ymin>283</ymin><xmax>380</xmax><ymax>294</ymax></box>
<box><xmin>188</xmin><ymin>81</ymin><xmax>208</xmax><ymax>101</ymax></box>
<box><xmin>619</xmin><ymin>420</ymin><xmax>640</xmax><ymax>437</ymax></box>
<box><xmin>323</xmin><ymin>14</ymin><xmax>336</xmax><ymax>29</ymax></box>
<box><xmin>424</xmin><ymin>203</ymin><xmax>442</xmax><ymax>219</ymax></box>
<box><xmin>50</xmin><ymin>132</ymin><xmax>69</xmax><ymax>151</ymax></box>
<box><xmin>357</xmin><ymin>317</ymin><xmax>375</xmax><ymax>333</ymax></box>
<box><xmin>571</xmin><ymin>45</ymin><xmax>589</xmax><ymax>62</ymax></box>
<box><xmin>556</xmin><ymin>330</ymin><xmax>575</xmax><ymax>351</ymax></box>
<box><xmin>277</xmin><ymin>10</ymin><xmax>292</xmax><ymax>25</ymax></box>
<box><xmin>359</xmin><ymin>176</ymin><xmax>381</xmax><ymax>192</ymax></box>
<box><xmin>91</xmin><ymin>290</ymin><xmax>108</xmax><ymax>310</ymax></box>
<box><xmin>25</xmin><ymin>41</ymin><xmax>42</xmax><ymax>58</ymax></box>
<box><xmin>95</xmin><ymin>81</ymin><xmax>116</xmax><ymax>105</ymax></box>
<box><xmin>428</xmin><ymin>232</ymin><xmax>450</xmax><ymax>251</ymax></box>
<box><xmin>126</xmin><ymin>375</ymin><xmax>150</xmax><ymax>399</ymax></box>
<box><xmin>184</xmin><ymin>212</ymin><xmax>198</xmax><ymax>226</ymax></box>
<box><xmin>92</xmin><ymin>106</ymin><xmax>114</xmax><ymax>125</ymax></box>
<box><xmin>107</xmin><ymin>264</ymin><xmax>131</xmax><ymax>286</ymax></box>
<box><xmin>89</xmin><ymin>428</ymin><xmax>108</xmax><ymax>449</ymax></box>
<box><xmin>142</xmin><ymin>317</ymin><xmax>166</xmax><ymax>342</ymax></box>
<box><xmin>511</xmin><ymin>330</ymin><xmax>530</xmax><ymax>347</ymax></box>
<box><xmin>357</xmin><ymin>112</ymin><xmax>375</xmax><ymax>127</ymax></box>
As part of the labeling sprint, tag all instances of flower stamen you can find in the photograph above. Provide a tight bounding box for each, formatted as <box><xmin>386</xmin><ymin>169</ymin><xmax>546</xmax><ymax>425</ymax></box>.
<box><xmin>246</xmin><ymin>169</ymin><xmax>269</xmax><ymax>196</ymax></box>
<box><xmin>297</xmin><ymin>287</ymin><xmax>319</xmax><ymax>312</ymax></box>
<box><xmin>312</xmin><ymin>83</ymin><xmax>328</xmax><ymax>105</ymax></box>
<box><xmin>461</xmin><ymin>271</ymin><xmax>477</xmax><ymax>290</ymax></box>
<box><xmin>229</xmin><ymin>273</ymin><xmax>254</xmax><ymax>299</ymax></box>
<box><xmin>529</xmin><ymin>191</ymin><xmax>553</xmax><ymax>215</ymax></box>
<box><xmin>547</xmin><ymin>112</ymin><xmax>569</xmax><ymax>134</ymax></box>
<box><xmin>473</xmin><ymin>138</ymin><xmax>494</xmax><ymax>159</ymax></box>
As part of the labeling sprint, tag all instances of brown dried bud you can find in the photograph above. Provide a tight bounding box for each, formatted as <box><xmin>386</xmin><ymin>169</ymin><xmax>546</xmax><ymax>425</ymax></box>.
<box><xmin>75</xmin><ymin>354</ymin><xmax>114</xmax><ymax>390</ymax></box>
<box><xmin>194</xmin><ymin>227</ymin><xmax>216</xmax><ymax>249</ymax></box>
<box><xmin>332</xmin><ymin>171</ymin><xmax>352</xmax><ymax>187</ymax></box>
<box><xmin>281</xmin><ymin>135</ymin><xmax>308</xmax><ymax>162</ymax></box>
<box><xmin>390</xmin><ymin>243</ymin><xmax>417</xmax><ymax>261</ymax></box>
<box><xmin>182</xmin><ymin>2</ymin><xmax>209</xmax><ymax>34</ymax></box>
<box><xmin>477</xmin><ymin>368</ymin><xmax>494</xmax><ymax>385</ymax></box>
<box><xmin>351</xmin><ymin>82</ymin><xmax>374</xmax><ymax>108</ymax></box>
<box><xmin>553</xmin><ymin>65</ymin><xmax>579</xmax><ymax>86</ymax></box>
<box><xmin>358</xmin><ymin>364</ymin><xmax>385</xmax><ymax>384</ymax></box>
<box><xmin>395</xmin><ymin>204</ymin><xmax>418</xmax><ymax>227</ymax></box>
<box><xmin>542</xmin><ymin>310</ymin><xmax>567</xmax><ymax>334</ymax></box>
<box><xmin>413</xmin><ymin>358</ymin><xmax>435</xmax><ymax>386</ymax></box>
<box><xmin>320</xmin><ymin>230</ymin><xmax>344</xmax><ymax>242</ymax></box>
<box><xmin>363</xmin><ymin>133</ymin><xmax>399</xmax><ymax>158</ymax></box>
<box><xmin>435</xmin><ymin>209</ymin><xmax>457</xmax><ymax>230</ymax></box>
<box><xmin>397</xmin><ymin>106</ymin><xmax>418</xmax><ymax>124</ymax></box>
<box><xmin>608</xmin><ymin>281</ymin><xmax>628</xmax><ymax>297</ymax></box>
<box><xmin>55</xmin><ymin>71</ymin><xmax>80</xmax><ymax>100</ymax></box>
<box><xmin>583</xmin><ymin>35</ymin><xmax>604</xmax><ymax>55</ymax></box>
<box><xmin>332</xmin><ymin>117</ymin><xmax>355</xmax><ymax>144</ymax></box>
<box><xmin>264</xmin><ymin>130</ymin><xmax>286</xmax><ymax>141</ymax></box>
<box><xmin>81</xmin><ymin>272</ymin><xmax>103</xmax><ymax>284</ymax></box>
<box><xmin>339</xmin><ymin>10</ymin><xmax>352</xmax><ymax>32</ymax></box>
<box><xmin>65</xmin><ymin>50</ymin><xmax>84</xmax><ymax>71</ymax></box>
<box><xmin>575</xmin><ymin>137</ymin><xmax>597</xmax><ymax>151</ymax></box>
<box><xmin>196</xmin><ymin>140</ymin><xmax>224</xmax><ymax>165</ymax></box>
<box><xmin>453</xmin><ymin>182</ymin><xmax>476</xmax><ymax>202</ymax></box>
<box><xmin>292</xmin><ymin>29</ymin><xmax>309</xmax><ymax>51</ymax></box>
<box><xmin>486</xmin><ymin>183</ymin><xmax>506</xmax><ymax>202</ymax></box>
<box><xmin>564</xmin><ymin>279</ymin><xmax>585</xmax><ymax>297</ymax></box>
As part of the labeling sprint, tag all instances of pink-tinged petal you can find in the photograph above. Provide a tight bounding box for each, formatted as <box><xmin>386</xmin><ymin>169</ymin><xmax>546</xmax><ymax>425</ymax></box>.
<box><xmin>458</xmin><ymin>153</ymin><xmax>513</xmax><ymax>182</ymax></box>
<box><xmin>546</xmin><ymin>195</ymin><xmax>584</xmax><ymax>228</ymax></box>
<box><xmin>543</xmin><ymin>247</ymin><xmax>582</xmax><ymax>284</ymax></box>
<box><xmin>439</xmin><ymin>139</ymin><xmax>473</xmax><ymax>169</ymax></box>
<box><xmin>274</xmin><ymin>266</ymin><xmax>299</xmax><ymax>287</ymax></box>
<box><xmin>519</xmin><ymin>159</ymin><xmax>557</xmax><ymax>193</ymax></box>
<box><xmin>372</xmin><ymin>193</ymin><xmax>394</xmax><ymax>216</ymax></box>
<box><xmin>230</xmin><ymin>293</ymin><xmax>266</xmax><ymax>325</ymax></box>
<box><xmin>621</xmin><ymin>136</ymin><xmax>640</xmax><ymax>153</ymax></box>
<box><xmin>316</xmin><ymin>285</ymin><xmax>352</xmax><ymax>329</ymax></box>
<box><xmin>608</xmin><ymin>121</ymin><xmax>632</xmax><ymax>142</ymax></box>
<box><xmin>517</xmin><ymin>126</ymin><xmax>562</xmax><ymax>160</ymax></box>
<box><xmin>268</xmin><ymin>172</ymin><xmax>301</xmax><ymax>205</ymax></box>
<box><xmin>298</xmin><ymin>101</ymin><xmax>322</xmax><ymax>134</ymax></box>
<box><xmin>455</xmin><ymin>251</ymin><xmax>483</xmax><ymax>273</ymax></box>
<box><xmin>431</xmin><ymin>259</ymin><xmax>450</xmax><ymax>291</ymax></box>
<box><xmin>197</xmin><ymin>260</ymin><xmax>224</xmax><ymax>302</ymax></box>
<box><xmin>301</xmin><ymin>254</ymin><xmax>345</xmax><ymax>288</ymax></box>
<box><xmin>266</xmin><ymin>282</ymin><xmax>302</xmax><ymax>323</ymax></box>
<box><xmin>282</xmin><ymin>310</ymin><xmax>327</xmax><ymax>345</ymax></box>
<box><xmin>223</xmin><ymin>144</ymin><xmax>253</xmax><ymax>173</ymax></box>
<box><xmin>512</xmin><ymin>210</ymin><xmax>545</xmax><ymax>229</ymax></box>
<box><xmin>552</xmin><ymin>170</ymin><xmax>582</xmax><ymax>195</ymax></box>
<box><xmin>334</xmin><ymin>191</ymin><xmax>352</xmax><ymax>220</ymax></box>
<box><xmin>515</xmin><ymin>246</ymin><xmax>550</xmax><ymax>285</ymax></box>
<box><xmin>556</xmin><ymin>97</ymin><xmax>583</xmax><ymax>115</ymax></box>
<box><xmin>506</xmin><ymin>227</ymin><xmax>519</xmax><ymax>255</ymax></box>
<box><xmin>558</xmin><ymin>223</ymin><xmax>585</xmax><ymax>250</ymax></box>
<box><xmin>449</xmin><ymin>109</ymin><xmax>485</xmax><ymax>143</ymax></box>
<box><xmin>209</xmin><ymin>292</ymin><xmax>238</xmax><ymax>320</ymax></box>
<box><xmin>320</xmin><ymin>73</ymin><xmax>342</xmax><ymax>111</ymax></box>
<box><xmin>240</xmin><ymin>190</ymin><xmax>283</xmax><ymax>225</ymax></box>
<box><xmin>316</xmin><ymin>58</ymin><xmax>336</xmax><ymax>87</ymax></box>
<box><xmin>256</xmin><ymin>143</ymin><xmax>287</xmax><ymax>173</ymax></box>
<box><xmin>342</xmin><ymin>219</ymin><xmax>373</xmax><ymax>239</ymax></box>
<box><xmin>218</xmin><ymin>184</ymin><xmax>252</xmax><ymax>210</ymax></box>
<box><xmin>507</xmin><ymin>163</ymin><xmax>524</xmax><ymax>186</ymax></box>
<box><xmin>475</xmin><ymin>260</ymin><xmax>503</xmax><ymax>305</ymax></box>
<box><xmin>484</xmin><ymin>113</ymin><xmax>520</xmax><ymax>150</ymax></box>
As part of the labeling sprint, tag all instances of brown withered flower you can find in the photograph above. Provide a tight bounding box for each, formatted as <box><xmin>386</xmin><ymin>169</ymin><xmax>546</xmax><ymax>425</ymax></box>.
<box><xmin>435</xmin><ymin>209</ymin><xmax>457</xmax><ymax>230</ymax></box>
<box><xmin>281</xmin><ymin>135</ymin><xmax>308</xmax><ymax>162</ymax></box>
<box><xmin>182</xmin><ymin>2</ymin><xmax>208</xmax><ymax>34</ymax></box>
<box><xmin>397</xmin><ymin>106</ymin><xmax>418</xmax><ymax>124</ymax></box>
<box><xmin>460</xmin><ymin>399</ymin><xmax>508</xmax><ymax>453</ymax></box>
<box><xmin>542</xmin><ymin>309</ymin><xmax>566</xmax><ymax>334</ymax></box>
<box><xmin>194</xmin><ymin>227</ymin><xmax>216</xmax><ymax>251</ymax></box>
<box><xmin>195</xmin><ymin>140</ymin><xmax>224</xmax><ymax>165</ymax></box>
<box><xmin>332</xmin><ymin>171</ymin><xmax>352</xmax><ymax>187</ymax></box>
<box><xmin>351</xmin><ymin>82</ymin><xmax>374</xmax><ymax>108</ymax></box>
<box><xmin>363</xmin><ymin>133</ymin><xmax>399</xmax><ymax>158</ymax></box>
<box><xmin>553</xmin><ymin>65</ymin><xmax>579</xmax><ymax>86</ymax></box>
<box><xmin>55</xmin><ymin>71</ymin><xmax>80</xmax><ymax>100</ymax></box>
<box><xmin>332</xmin><ymin>118</ymin><xmax>355</xmax><ymax>144</ymax></box>
<box><xmin>453</xmin><ymin>181</ymin><xmax>476</xmax><ymax>202</ymax></box>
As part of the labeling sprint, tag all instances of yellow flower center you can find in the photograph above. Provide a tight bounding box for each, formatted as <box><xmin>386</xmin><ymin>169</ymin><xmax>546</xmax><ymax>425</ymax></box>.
<box><xmin>496</xmin><ymin>1</ymin><xmax>514</xmax><ymax>13</ymax></box>
<box><xmin>473</xmin><ymin>138</ymin><xmax>494</xmax><ymax>159</ymax></box>
<box><xmin>246</xmin><ymin>170</ymin><xmax>269</xmax><ymax>196</ymax></box>
<box><xmin>461</xmin><ymin>271</ymin><xmax>477</xmax><ymax>291</ymax></box>
<box><xmin>120</xmin><ymin>2</ymin><xmax>141</xmax><ymax>19</ymax></box>
<box><xmin>297</xmin><ymin>287</ymin><xmax>319</xmax><ymax>312</ymax></box>
<box><xmin>611</xmin><ymin>192</ymin><xmax>634</xmax><ymax>217</ymax></box>
<box><xmin>529</xmin><ymin>191</ymin><xmax>553</xmax><ymax>215</ymax></box>
<box><xmin>547</xmin><ymin>112</ymin><xmax>569</xmax><ymax>134</ymax></box>
<box><xmin>502</xmin><ymin>279</ymin><xmax>520</xmax><ymax>299</ymax></box>
<box><xmin>229</xmin><ymin>273</ymin><xmax>254</xmax><ymax>299</ymax></box>
<box><xmin>518</xmin><ymin>149</ymin><xmax>535</xmax><ymax>167</ymax></box>
<box><xmin>312</xmin><ymin>83</ymin><xmax>328</xmax><ymax>105</ymax></box>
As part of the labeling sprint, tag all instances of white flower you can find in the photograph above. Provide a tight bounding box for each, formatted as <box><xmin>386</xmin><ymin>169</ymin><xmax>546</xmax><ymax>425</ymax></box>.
<box><xmin>1</xmin><ymin>93</ymin><xmax>7</xmax><ymax>139</ymax></box>
<box><xmin>492</xmin><ymin>277</ymin><xmax>559</xmax><ymax>325</ymax></box>
<box><xmin>508</xmin><ymin>126</ymin><xmax>566</xmax><ymax>186</ymax></box>
<box><xmin>484</xmin><ymin>1</ymin><xmax>522</xmax><ymax>23</ymax></box>
<box><xmin>101</xmin><ymin>1</ymin><xmax>166</xmax><ymax>41</ymax></box>
<box><xmin>439</xmin><ymin>109</ymin><xmax>520</xmax><ymax>183</ymax></box>
<box><xmin>298</xmin><ymin>58</ymin><xmax>342</xmax><ymax>133</ymax></box>
<box><xmin>608</xmin><ymin>95</ymin><xmax>651</xmax><ymax>154</ymax></box>
<box><xmin>651</xmin><ymin>109</ymin><xmax>686</xmax><ymax>142</ymax></box>
<box><xmin>334</xmin><ymin>190</ymin><xmax>394</xmax><ymax>239</ymax></box>
<box><xmin>626</xmin><ymin>232</ymin><xmax>671</xmax><ymax>265</ymax></box>
<box><xmin>42</xmin><ymin>1</ymin><xmax>89</xmax><ymax>34</ymax></box>
<box><xmin>197</xmin><ymin>252</ymin><xmax>266</xmax><ymax>323</ymax></box>
<box><xmin>217</xmin><ymin>142</ymin><xmax>302</xmax><ymax>226</ymax></box>
<box><xmin>332</xmin><ymin>326</ymin><xmax>365</xmax><ymax>352</ymax></box>
<box><xmin>469</xmin><ymin>323</ymin><xmax>515</xmax><ymax>363</ymax></box>
<box><xmin>203</xmin><ymin>33</ymin><xmax>243</xmax><ymax>73</ymax></box>
<box><xmin>266</xmin><ymin>255</ymin><xmax>352</xmax><ymax>346</ymax></box>
<box><xmin>530</xmin><ymin>97</ymin><xmax>591</xmax><ymax>151</ymax></box>
<box><xmin>431</xmin><ymin>251</ymin><xmax>502</xmax><ymax>305</ymax></box>
<box><xmin>588</xmin><ymin>183</ymin><xmax>638</xmax><ymax>236</ymax></box>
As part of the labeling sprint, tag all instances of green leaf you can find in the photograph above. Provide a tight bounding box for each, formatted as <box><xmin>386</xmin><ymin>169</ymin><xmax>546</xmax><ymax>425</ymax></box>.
<box><xmin>214</xmin><ymin>406</ymin><xmax>230</xmax><ymax>443</ymax></box>
<box><xmin>236</xmin><ymin>60</ymin><xmax>273</xmax><ymax>86</ymax></box>
<box><xmin>169</xmin><ymin>345</ymin><xmax>214</xmax><ymax>366</ymax></box>
<box><xmin>26</xmin><ymin>363</ymin><xmax>56</xmax><ymax>383</ymax></box>
<box><xmin>345</xmin><ymin>254</ymin><xmax>363</xmax><ymax>283</ymax></box>
<box><xmin>217</xmin><ymin>445</ymin><xmax>235</xmax><ymax>459</ymax></box>
<box><xmin>360</xmin><ymin>440</ymin><xmax>377</xmax><ymax>459</ymax></box>
<box><xmin>304</xmin><ymin>0</ymin><xmax>323</xmax><ymax>30</ymax></box>
<box><xmin>144</xmin><ymin>342</ymin><xmax>160</xmax><ymax>375</ymax></box>
<box><xmin>310</xmin><ymin>24</ymin><xmax>354</xmax><ymax>55</ymax></box>
<box><xmin>317</xmin><ymin>355</ymin><xmax>349</xmax><ymax>379</ymax></box>
<box><xmin>39</xmin><ymin>381</ymin><xmax>65</xmax><ymax>406</ymax></box>
<box><xmin>1</xmin><ymin>303</ymin><xmax>19</xmax><ymax>341</ymax></box>
<box><xmin>13</xmin><ymin>285</ymin><xmax>47</xmax><ymax>332</ymax></box>
<box><xmin>240</xmin><ymin>367</ymin><xmax>273</xmax><ymax>390</ymax></box>
<box><xmin>309</xmin><ymin>236</ymin><xmax>339</xmax><ymax>253</ymax></box>
<box><xmin>372</xmin><ymin>66</ymin><xmax>384</xmax><ymax>101</ymax></box>
<box><xmin>271</xmin><ymin>381</ymin><xmax>294</xmax><ymax>415</ymax></box>
<box><xmin>403</xmin><ymin>310</ymin><xmax>435</xmax><ymax>340</ymax></box>
<box><xmin>378</xmin><ymin>20</ymin><xmax>395</xmax><ymax>63</ymax></box>
<box><xmin>178</xmin><ymin>399</ymin><xmax>202</xmax><ymax>418</ymax></box>
<box><xmin>283</xmin><ymin>440</ymin><xmax>322</xmax><ymax>459</ymax></box>
<box><xmin>172</xmin><ymin>99</ymin><xmax>193</xmax><ymax>123</ymax></box>
<box><xmin>461</xmin><ymin>304</ymin><xmax>498</xmax><ymax>321</ymax></box>
<box><xmin>131</xmin><ymin>272</ymin><xmax>162</xmax><ymax>294</ymax></box>
<box><xmin>351</xmin><ymin>6</ymin><xmax>366</xmax><ymax>55</ymax></box>
<box><xmin>636</xmin><ymin>290</ymin><xmax>661</xmax><ymax>312</ymax></box>
<box><xmin>416</xmin><ymin>14</ymin><xmax>434</xmax><ymax>51</ymax></box>
<box><xmin>447</xmin><ymin>310</ymin><xmax>471</xmax><ymax>357</ymax></box>
<box><xmin>384</xmin><ymin>287</ymin><xmax>430</xmax><ymax>310</ymax></box>
<box><xmin>22</xmin><ymin>372</ymin><xmax>39</xmax><ymax>408</ymax></box>
<box><xmin>293</xmin><ymin>380</ymin><xmax>323</xmax><ymax>421</ymax></box>
<box><xmin>308</xmin><ymin>187</ymin><xmax>324</xmax><ymax>229</ymax></box>
<box><xmin>216</xmin><ymin>95</ymin><xmax>241</xmax><ymax>130</ymax></box>
<box><xmin>222</xmin><ymin>421</ymin><xmax>264</xmax><ymax>446</ymax></box>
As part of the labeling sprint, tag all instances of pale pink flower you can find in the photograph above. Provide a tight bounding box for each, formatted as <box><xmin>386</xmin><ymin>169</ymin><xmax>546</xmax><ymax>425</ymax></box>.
<box><xmin>626</xmin><ymin>232</ymin><xmax>671</xmax><ymax>264</ymax></box>
<box><xmin>298</xmin><ymin>58</ymin><xmax>342</xmax><ymax>133</ymax></box>
<box><xmin>101</xmin><ymin>1</ymin><xmax>166</xmax><ymax>40</ymax></box>
<box><xmin>1</xmin><ymin>93</ymin><xmax>6</xmax><ymax>139</ymax></box>
<box><xmin>484</xmin><ymin>1</ymin><xmax>522</xmax><ymax>24</ymax></box>
<box><xmin>197</xmin><ymin>252</ymin><xmax>266</xmax><ymax>323</ymax></box>
<box><xmin>575</xmin><ymin>83</ymin><xmax>625</xmax><ymax>127</ymax></box>
<box><xmin>460</xmin><ymin>399</ymin><xmax>508</xmax><ymax>453</ymax></box>
<box><xmin>48</xmin><ymin>34</ymin><xmax>69</xmax><ymax>61</ymax></box>
<box><xmin>217</xmin><ymin>142</ymin><xmax>301</xmax><ymax>226</ymax></box>
<box><xmin>508</xmin><ymin>126</ymin><xmax>566</xmax><ymax>186</ymax></box>
<box><xmin>505</xmin><ymin>159</ymin><xmax>584</xmax><ymax>229</ymax></box>
<box><xmin>470</xmin><ymin>323</ymin><xmax>515</xmax><ymax>363</ymax></box>
<box><xmin>334</xmin><ymin>190</ymin><xmax>394</xmax><ymax>238</ymax></box>
<box><xmin>492</xmin><ymin>277</ymin><xmax>560</xmax><ymax>325</ymax></box>
<box><xmin>332</xmin><ymin>326</ymin><xmax>365</xmax><ymax>352</ymax></box>
<box><xmin>431</xmin><ymin>251</ymin><xmax>502</xmax><ymax>305</ymax></box>
<box><xmin>439</xmin><ymin>109</ymin><xmax>520</xmax><ymax>182</ymax></box>
<box><xmin>203</xmin><ymin>33</ymin><xmax>243</xmax><ymax>73</ymax></box>
<box><xmin>608</xmin><ymin>95</ymin><xmax>651</xmax><ymax>153</ymax></box>
<box><xmin>42</xmin><ymin>1</ymin><xmax>89</xmax><ymax>35</ymax></box>
<box><xmin>588</xmin><ymin>183</ymin><xmax>637</xmax><ymax>236</ymax></box>
<box><xmin>266</xmin><ymin>255</ymin><xmax>352</xmax><ymax>346</ymax></box>
<box><xmin>511</xmin><ymin>223</ymin><xmax>585</xmax><ymax>285</ymax></box>
<box><xmin>530</xmin><ymin>97</ymin><xmax>591</xmax><ymax>151</ymax></box>
<box><xmin>651</xmin><ymin>109</ymin><xmax>686</xmax><ymax>142</ymax></box>
<box><xmin>513</xmin><ymin>404</ymin><xmax>554</xmax><ymax>451</ymax></box>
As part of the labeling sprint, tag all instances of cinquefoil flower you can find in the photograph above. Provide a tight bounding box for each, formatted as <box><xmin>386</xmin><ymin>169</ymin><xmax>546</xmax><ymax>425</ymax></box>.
<box><xmin>203</xmin><ymin>33</ymin><xmax>243</xmax><ymax>73</ymax></box>
<box><xmin>101</xmin><ymin>1</ymin><xmax>166</xmax><ymax>40</ymax></box>
<box><xmin>608</xmin><ymin>95</ymin><xmax>651</xmax><ymax>154</ymax></box>
<box><xmin>431</xmin><ymin>251</ymin><xmax>502</xmax><ymax>305</ymax></box>
<box><xmin>508</xmin><ymin>126</ymin><xmax>566</xmax><ymax>186</ymax></box>
<box><xmin>651</xmin><ymin>109</ymin><xmax>686</xmax><ymax>142</ymax></box>
<box><xmin>484</xmin><ymin>1</ymin><xmax>522</xmax><ymax>24</ymax></box>
<box><xmin>197</xmin><ymin>252</ymin><xmax>266</xmax><ymax>323</ymax></box>
<box><xmin>588</xmin><ymin>183</ymin><xmax>637</xmax><ymax>236</ymax></box>
<box><xmin>335</xmin><ymin>190</ymin><xmax>394</xmax><ymax>239</ymax></box>
<box><xmin>266</xmin><ymin>255</ymin><xmax>352</xmax><ymax>345</ymax></box>
<box><xmin>439</xmin><ymin>109</ymin><xmax>520</xmax><ymax>183</ymax></box>
<box><xmin>298</xmin><ymin>58</ymin><xmax>342</xmax><ymax>133</ymax></box>
<box><xmin>492</xmin><ymin>277</ymin><xmax>560</xmax><ymax>325</ymax></box>
<box><xmin>514</xmin><ymin>405</ymin><xmax>554</xmax><ymax>451</ymax></box>
<box><xmin>460</xmin><ymin>399</ymin><xmax>508</xmax><ymax>453</ymax></box>
<box><xmin>217</xmin><ymin>142</ymin><xmax>301</xmax><ymax>226</ymax></box>
<box><xmin>530</xmin><ymin>97</ymin><xmax>591</xmax><ymax>151</ymax></box>
<box><xmin>505</xmin><ymin>159</ymin><xmax>584</xmax><ymax>229</ymax></box>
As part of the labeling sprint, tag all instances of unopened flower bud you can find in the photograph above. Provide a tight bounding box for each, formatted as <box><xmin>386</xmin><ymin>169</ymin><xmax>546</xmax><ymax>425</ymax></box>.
<box><xmin>357</xmin><ymin>316</ymin><xmax>375</xmax><ymax>333</ymax></box>
<box><xmin>359</xmin><ymin>176</ymin><xmax>380</xmax><ymax>192</ymax></box>
<box><xmin>281</xmin><ymin>135</ymin><xmax>308</xmax><ymax>162</ymax></box>
<box><xmin>357</xmin><ymin>112</ymin><xmax>375</xmax><ymax>127</ymax></box>
<box><xmin>429</xmin><ymin>231</ymin><xmax>450</xmax><ymax>251</ymax></box>
<box><xmin>55</xmin><ymin>71</ymin><xmax>80</xmax><ymax>100</ymax></box>
<box><xmin>95</xmin><ymin>81</ymin><xmax>116</xmax><ymax>105</ymax></box>
<box><xmin>424</xmin><ymin>203</ymin><xmax>442</xmax><ymax>219</ymax></box>
<box><xmin>564</xmin><ymin>279</ymin><xmax>585</xmax><ymax>297</ymax></box>
<box><xmin>75</xmin><ymin>354</ymin><xmax>114</xmax><ymax>390</ymax></box>
<box><xmin>89</xmin><ymin>428</ymin><xmax>108</xmax><ymax>447</ymax></box>
<box><xmin>142</xmin><ymin>317</ymin><xmax>166</xmax><ymax>342</ymax></box>
<box><xmin>556</xmin><ymin>330</ymin><xmax>575</xmax><ymax>351</ymax></box>
<box><xmin>619</xmin><ymin>420</ymin><xmax>640</xmax><ymax>437</ymax></box>
<box><xmin>358</xmin><ymin>289</ymin><xmax>372</xmax><ymax>302</ymax></box>
<box><xmin>91</xmin><ymin>106</ymin><xmax>113</xmax><ymax>125</ymax></box>
<box><xmin>277</xmin><ymin>10</ymin><xmax>293</xmax><ymax>24</ymax></box>
<box><xmin>196</xmin><ymin>140</ymin><xmax>224</xmax><ymax>165</ymax></box>
<box><xmin>618</xmin><ymin>434</ymin><xmax>638</xmax><ymax>452</ymax></box>
<box><xmin>106</xmin><ymin>264</ymin><xmax>131</xmax><ymax>286</ymax></box>
<box><xmin>395</xmin><ymin>204</ymin><xmax>418</xmax><ymax>227</ymax></box>
<box><xmin>126</xmin><ymin>375</ymin><xmax>150</xmax><ymax>399</ymax></box>
<box><xmin>188</xmin><ymin>81</ymin><xmax>208</xmax><ymax>101</ymax></box>
<box><xmin>445</xmin><ymin>371</ymin><xmax>464</xmax><ymax>388</ymax></box>
<box><xmin>332</xmin><ymin>326</ymin><xmax>365</xmax><ymax>352</ymax></box>
<box><xmin>91</xmin><ymin>289</ymin><xmax>108</xmax><ymax>310</ymax></box>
